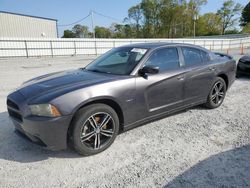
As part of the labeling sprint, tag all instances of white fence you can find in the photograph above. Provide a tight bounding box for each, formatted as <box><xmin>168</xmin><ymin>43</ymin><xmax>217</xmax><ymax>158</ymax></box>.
<box><xmin>0</xmin><ymin>37</ymin><xmax>250</xmax><ymax>58</ymax></box>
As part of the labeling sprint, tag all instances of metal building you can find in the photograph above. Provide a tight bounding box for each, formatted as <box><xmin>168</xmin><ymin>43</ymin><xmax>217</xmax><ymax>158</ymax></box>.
<box><xmin>0</xmin><ymin>11</ymin><xmax>58</xmax><ymax>38</ymax></box>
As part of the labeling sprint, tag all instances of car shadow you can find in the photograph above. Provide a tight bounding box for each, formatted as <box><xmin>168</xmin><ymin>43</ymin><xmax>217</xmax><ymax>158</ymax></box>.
<box><xmin>0</xmin><ymin>104</ymin><xmax>215</xmax><ymax>163</ymax></box>
<box><xmin>0</xmin><ymin>111</ymin><xmax>81</xmax><ymax>163</ymax></box>
<box><xmin>236</xmin><ymin>75</ymin><xmax>250</xmax><ymax>80</ymax></box>
<box><xmin>0</xmin><ymin>102</ymin><xmax>247</xmax><ymax>165</ymax></box>
<box><xmin>164</xmin><ymin>145</ymin><xmax>250</xmax><ymax>188</ymax></box>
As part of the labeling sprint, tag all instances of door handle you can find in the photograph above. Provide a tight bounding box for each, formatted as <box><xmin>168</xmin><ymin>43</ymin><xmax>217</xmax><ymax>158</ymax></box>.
<box><xmin>209</xmin><ymin>67</ymin><xmax>216</xmax><ymax>71</ymax></box>
<box><xmin>177</xmin><ymin>76</ymin><xmax>184</xmax><ymax>81</ymax></box>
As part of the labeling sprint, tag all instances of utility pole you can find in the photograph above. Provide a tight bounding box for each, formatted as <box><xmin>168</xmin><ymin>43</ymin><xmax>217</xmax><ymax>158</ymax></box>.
<box><xmin>193</xmin><ymin>13</ymin><xmax>198</xmax><ymax>38</ymax></box>
<box><xmin>193</xmin><ymin>4</ymin><xmax>197</xmax><ymax>38</ymax></box>
<box><xmin>194</xmin><ymin>18</ymin><xmax>196</xmax><ymax>38</ymax></box>
<box><xmin>90</xmin><ymin>10</ymin><xmax>95</xmax><ymax>39</ymax></box>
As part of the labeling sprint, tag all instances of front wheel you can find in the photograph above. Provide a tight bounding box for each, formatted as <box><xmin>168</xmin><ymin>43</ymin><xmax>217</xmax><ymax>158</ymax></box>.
<box><xmin>205</xmin><ymin>77</ymin><xmax>227</xmax><ymax>109</ymax></box>
<box><xmin>71</xmin><ymin>104</ymin><xmax>119</xmax><ymax>156</ymax></box>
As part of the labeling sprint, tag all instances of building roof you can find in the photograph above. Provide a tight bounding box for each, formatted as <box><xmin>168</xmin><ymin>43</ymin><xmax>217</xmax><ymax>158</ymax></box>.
<box><xmin>0</xmin><ymin>11</ymin><xmax>57</xmax><ymax>21</ymax></box>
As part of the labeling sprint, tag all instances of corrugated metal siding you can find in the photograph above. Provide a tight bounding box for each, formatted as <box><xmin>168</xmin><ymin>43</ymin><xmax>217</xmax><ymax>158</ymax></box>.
<box><xmin>0</xmin><ymin>12</ymin><xmax>57</xmax><ymax>38</ymax></box>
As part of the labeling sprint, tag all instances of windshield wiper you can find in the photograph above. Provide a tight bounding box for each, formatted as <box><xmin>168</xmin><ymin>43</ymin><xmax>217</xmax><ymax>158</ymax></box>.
<box><xmin>87</xmin><ymin>69</ymin><xmax>111</xmax><ymax>74</ymax></box>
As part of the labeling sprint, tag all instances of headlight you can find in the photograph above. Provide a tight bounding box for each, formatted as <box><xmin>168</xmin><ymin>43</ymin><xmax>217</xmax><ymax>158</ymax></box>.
<box><xmin>29</xmin><ymin>104</ymin><xmax>61</xmax><ymax>117</ymax></box>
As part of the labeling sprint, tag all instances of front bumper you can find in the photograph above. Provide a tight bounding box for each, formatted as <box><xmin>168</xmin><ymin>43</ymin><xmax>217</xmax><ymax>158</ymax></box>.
<box><xmin>7</xmin><ymin>91</ymin><xmax>73</xmax><ymax>151</ymax></box>
<box><xmin>10</xmin><ymin>115</ymin><xmax>73</xmax><ymax>151</ymax></box>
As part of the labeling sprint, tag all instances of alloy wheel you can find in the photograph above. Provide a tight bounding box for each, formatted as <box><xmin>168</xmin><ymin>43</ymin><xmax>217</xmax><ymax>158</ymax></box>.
<box><xmin>80</xmin><ymin>112</ymin><xmax>115</xmax><ymax>150</ymax></box>
<box><xmin>211</xmin><ymin>81</ymin><xmax>225</xmax><ymax>105</ymax></box>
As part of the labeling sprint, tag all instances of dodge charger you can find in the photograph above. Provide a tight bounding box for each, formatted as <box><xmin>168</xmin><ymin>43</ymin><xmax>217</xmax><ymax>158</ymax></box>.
<box><xmin>7</xmin><ymin>43</ymin><xmax>236</xmax><ymax>155</ymax></box>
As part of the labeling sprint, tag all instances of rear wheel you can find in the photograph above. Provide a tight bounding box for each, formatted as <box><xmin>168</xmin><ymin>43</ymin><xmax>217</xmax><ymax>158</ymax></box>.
<box><xmin>205</xmin><ymin>77</ymin><xmax>226</xmax><ymax>109</ymax></box>
<box><xmin>71</xmin><ymin>104</ymin><xmax>119</xmax><ymax>156</ymax></box>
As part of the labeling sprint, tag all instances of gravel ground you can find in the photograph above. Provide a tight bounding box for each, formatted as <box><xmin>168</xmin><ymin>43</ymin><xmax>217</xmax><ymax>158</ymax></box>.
<box><xmin>0</xmin><ymin>55</ymin><xmax>250</xmax><ymax>188</ymax></box>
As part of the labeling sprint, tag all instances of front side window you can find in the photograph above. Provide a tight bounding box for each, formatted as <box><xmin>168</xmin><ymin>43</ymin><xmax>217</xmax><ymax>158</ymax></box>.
<box><xmin>86</xmin><ymin>47</ymin><xmax>148</xmax><ymax>75</ymax></box>
<box><xmin>182</xmin><ymin>47</ymin><xmax>203</xmax><ymax>67</ymax></box>
<box><xmin>145</xmin><ymin>48</ymin><xmax>180</xmax><ymax>72</ymax></box>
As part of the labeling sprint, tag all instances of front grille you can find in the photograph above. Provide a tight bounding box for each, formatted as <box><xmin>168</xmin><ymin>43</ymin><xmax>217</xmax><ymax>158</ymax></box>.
<box><xmin>7</xmin><ymin>99</ymin><xmax>23</xmax><ymax>122</ymax></box>
<box><xmin>7</xmin><ymin>99</ymin><xmax>19</xmax><ymax>110</ymax></box>
<box><xmin>8</xmin><ymin>109</ymin><xmax>23</xmax><ymax>122</ymax></box>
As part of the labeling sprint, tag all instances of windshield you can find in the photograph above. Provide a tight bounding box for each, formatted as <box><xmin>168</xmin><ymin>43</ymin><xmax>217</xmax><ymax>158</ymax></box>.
<box><xmin>85</xmin><ymin>47</ymin><xmax>148</xmax><ymax>75</ymax></box>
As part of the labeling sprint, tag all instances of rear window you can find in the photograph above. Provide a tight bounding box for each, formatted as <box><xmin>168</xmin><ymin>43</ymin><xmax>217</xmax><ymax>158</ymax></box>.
<box><xmin>214</xmin><ymin>53</ymin><xmax>232</xmax><ymax>60</ymax></box>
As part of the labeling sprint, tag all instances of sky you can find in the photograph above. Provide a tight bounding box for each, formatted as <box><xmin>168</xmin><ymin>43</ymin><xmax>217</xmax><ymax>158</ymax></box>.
<box><xmin>0</xmin><ymin>0</ymin><xmax>249</xmax><ymax>37</ymax></box>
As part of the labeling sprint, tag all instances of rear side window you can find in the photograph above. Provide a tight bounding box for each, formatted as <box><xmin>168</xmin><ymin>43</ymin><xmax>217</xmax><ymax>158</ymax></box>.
<box><xmin>200</xmin><ymin>50</ymin><xmax>211</xmax><ymax>62</ymax></box>
<box><xmin>145</xmin><ymin>48</ymin><xmax>180</xmax><ymax>72</ymax></box>
<box><xmin>182</xmin><ymin>47</ymin><xmax>202</xmax><ymax>67</ymax></box>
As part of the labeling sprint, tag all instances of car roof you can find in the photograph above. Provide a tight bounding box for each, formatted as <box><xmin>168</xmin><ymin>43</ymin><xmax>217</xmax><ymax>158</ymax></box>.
<box><xmin>121</xmin><ymin>42</ymin><xmax>206</xmax><ymax>50</ymax></box>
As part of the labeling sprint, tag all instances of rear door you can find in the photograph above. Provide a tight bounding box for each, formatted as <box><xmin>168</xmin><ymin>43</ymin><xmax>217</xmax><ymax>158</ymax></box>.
<box><xmin>181</xmin><ymin>47</ymin><xmax>215</xmax><ymax>104</ymax></box>
<box><xmin>135</xmin><ymin>47</ymin><xmax>186</xmax><ymax>119</ymax></box>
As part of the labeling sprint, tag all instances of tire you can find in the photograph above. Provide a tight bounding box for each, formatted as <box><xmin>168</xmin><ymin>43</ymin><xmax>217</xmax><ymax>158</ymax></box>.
<box><xmin>236</xmin><ymin>71</ymin><xmax>241</xmax><ymax>78</ymax></box>
<box><xmin>70</xmin><ymin>104</ymin><xmax>119</xmax><ymax>156</ymax></box>
<box><xmin>205</xmin><ymin>77</ymin><xmax>227</xmax><ymax>109</ymax></box>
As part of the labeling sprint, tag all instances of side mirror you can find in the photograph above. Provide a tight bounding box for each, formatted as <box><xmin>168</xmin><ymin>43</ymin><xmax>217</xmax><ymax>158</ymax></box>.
<box><xmin>139</xmin><ymin>66</ymin><xmax>159</xmax><ymax>75</ymax></box>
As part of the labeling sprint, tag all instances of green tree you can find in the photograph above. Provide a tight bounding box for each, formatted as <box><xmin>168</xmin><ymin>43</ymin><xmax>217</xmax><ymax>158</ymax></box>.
<box><xmin>110</xmin><ymin>23</ymin><xmax>125</xmax><ymax>38</ymax></box>
<box><xmin>242</xmin><ymin>23</ymin><xmax>250</xmax><ymax>33</ymax></box>
<box><xmin>197</xmin><ymin>13</ymin><xmax>222</xmax><ymax>36</ymax></box>
<box><xmin>110</xmin><ymin>23</ymin><xmax>136</xmax><ymax>38</ymax></box>
<box><xmin>240</xmin><ymin>2</ymin><xmax>250</xmax><ymax>26</ymax></box>
<box><xmin>62</xmin><ymin>30</ymin><xmax>76</xmax><ymax>38</ymax></box>
<box><xmin>127</xmin><ymin>4</ymin><xmax>143</xmax><ymax>37</ymax></box>
<box><xmin>187</xmin><ymin>0</ymin><xmax>207</xmax><ymax>37</ymax></box>
<box><xmin>140</xmin><ymin>0</ymin><xmax>161</xmax><ymax>38</ymax></box>
<box><xmin>225</xmin><ymin>29</ymin><xmax>239</xmax><ymax>35</ymax></box>
<box><xmin>72</xmin><ymin>24</ymin><xmax>90</xmax><ymax>38</ymax></box>
<box><xmin>217</xmin><ymin>0</ymin><xmax>243</xmax><ymax>35</ymax></box>
<box><xmin>95</xmin><ymin>26</ymin><xmax>112</xmax><ymax>38</ymax></box>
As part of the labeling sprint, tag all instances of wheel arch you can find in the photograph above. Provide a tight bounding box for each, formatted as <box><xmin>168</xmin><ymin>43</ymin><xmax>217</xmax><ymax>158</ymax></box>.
<box><xmin>67</xmin><ymin>97</ymin><xmax>125</xmax><ymax>143</ymax></box>
<box><xmin>217</xmin><ymin>73</ymin><xmax>229</xmax><ymax>90</ymax></box>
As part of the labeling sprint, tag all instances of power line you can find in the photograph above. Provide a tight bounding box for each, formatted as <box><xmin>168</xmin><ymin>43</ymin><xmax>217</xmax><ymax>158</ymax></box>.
<box><xmin>93</xmin><ymin>10</ymin><xmax>123</xmax><ymax>23</ymax></box>
<box><xmin>57</xmin><ymin>11</ymin><xmax>122</xmax><ymax>27</ymax></box>
<box><xmin>57</xmin><ymin>13</ymin><xmax>90</xmax><ymax>27</ymax></box>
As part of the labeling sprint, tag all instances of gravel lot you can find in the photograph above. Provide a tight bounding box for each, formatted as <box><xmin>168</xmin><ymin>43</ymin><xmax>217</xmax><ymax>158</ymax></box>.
<box><xmin>0</xmin><ymin>55</ymin><xmax>250</xmax><ymax>188</ymax></box>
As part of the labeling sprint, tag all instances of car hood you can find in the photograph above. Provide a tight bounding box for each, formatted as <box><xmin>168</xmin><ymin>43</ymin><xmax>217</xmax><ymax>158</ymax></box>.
<box><xmin>240</xmin><ymin>56</ymin><xmax>250</xmax><ymax>62</ymax></box>
<box><xmin>17</xmin><ymin>69</ymin><xmax>117</xmax><ymax>99</ymax></box>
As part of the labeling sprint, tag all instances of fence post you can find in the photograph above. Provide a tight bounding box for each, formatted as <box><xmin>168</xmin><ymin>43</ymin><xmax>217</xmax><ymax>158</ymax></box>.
<box><xmin>240</xmin><ymin>39</ymin><xmax>243</xmax><ymax>55</ymax></box>
<box><xmin>74</xmin><ymin>41</ymin><xmax>76</xmax><ymax>55</ymax></box>
<box><xmin>113</xmin><ymin>40</ymin><xmax>115</xmax><ymax>48</ymax></box>
<box><xmin>221</xmin><ymin>40</ymin><xmax>223</xmax><ymax>51</ymax></box>
<box><xmin>24</xmin><ymin>40</ymin><xmax>28</xmax><ymax>58</ymax></box>
<box><xmin>94</xmin><ymin>40</ymin><xmax>97</xmax><ymax>56</ymax></box>
<box><xmin>240</xmin><ymin>43</ymin><xmax>244</xmax><ymax>55</ymax></box>
<box><xmin>50</xmin><ymin>41</ymin><xmax>53</xmax><ymax>57</ymax></box>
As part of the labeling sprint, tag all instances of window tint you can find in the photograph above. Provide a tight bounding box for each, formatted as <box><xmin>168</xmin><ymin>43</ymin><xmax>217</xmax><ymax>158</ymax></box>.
<box><xmin>200</xmin><ymin>50</ymin><xmax>211</xmax><ymax>62</ymax></box>
<box><xmin>145</xmin><ymin>48</ymin><xmax>180</xmax><ymax>71</ymax></box>
<box><xmin>182</xmin><ymin>47</ymin><xmax>202</xmax><ymax>66</ymax></box>
<box><xmin>86</xmin><ymin>47</ymin><xmax>148</xmax><ymax>75</ymax></box>
<box><xmin>98</xmin><ymin>52</ymin><xmax>129</xmax><ymax>66</ymax></box>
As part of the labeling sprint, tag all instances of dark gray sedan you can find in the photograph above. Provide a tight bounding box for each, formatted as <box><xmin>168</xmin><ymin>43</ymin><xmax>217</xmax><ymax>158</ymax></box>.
<box><xmin>7</xmin><ymin>43</ymin><xmax>236</xmax><ymax>155</ymax></box>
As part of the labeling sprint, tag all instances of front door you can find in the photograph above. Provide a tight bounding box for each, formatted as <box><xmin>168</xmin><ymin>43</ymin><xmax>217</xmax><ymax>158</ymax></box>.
<box><xmin>135</xmin><ymin>47</ymin><xmax>186</xmax><ymax>119</ymax></box>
